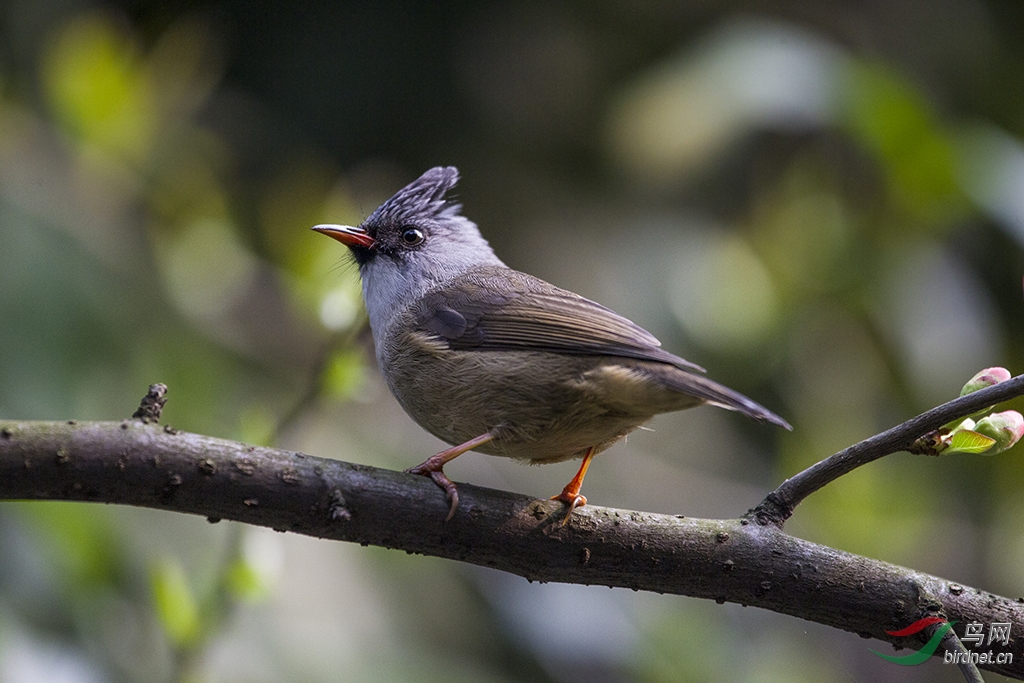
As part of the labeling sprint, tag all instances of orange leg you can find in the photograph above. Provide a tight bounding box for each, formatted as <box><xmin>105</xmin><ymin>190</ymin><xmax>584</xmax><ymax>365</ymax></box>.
<box><xmin>550</xmin><ymin>446</ymin><xmax>596</xmax><ymax>525</ymax></box>
<box><xmin>405</xmin><ymin>432</ymin><xmax>495</xmax><ymax>521</ymax></box>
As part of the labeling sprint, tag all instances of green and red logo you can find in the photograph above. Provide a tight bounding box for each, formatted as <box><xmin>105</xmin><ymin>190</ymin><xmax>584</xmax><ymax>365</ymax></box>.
<box><xmin>872</xmin><ymin>618</ymin><xmax>1015</xmax><ymax>663</ymax></box>
<box><xmin>873</xmin><ymin>617</ymin><xmax>1014</xmax><ymax>666</ymax></box>
<box><xmin>871</xmin><ymin>617</ymin><xmax>955</xmax><ymax>666</ymax></box>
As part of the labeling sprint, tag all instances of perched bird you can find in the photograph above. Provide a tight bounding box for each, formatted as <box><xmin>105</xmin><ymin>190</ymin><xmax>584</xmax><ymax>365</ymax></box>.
<box><xmin>314</xmin><ymin>167</ymin><xmax>790</xmax><ymax>522</ymax></box>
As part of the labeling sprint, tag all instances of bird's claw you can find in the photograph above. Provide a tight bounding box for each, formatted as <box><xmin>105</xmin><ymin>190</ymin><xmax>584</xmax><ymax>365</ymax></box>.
<box><xmin>406</xmin><ymin>464</ymin><xmax>460</xmax><ymax>521</ymax></box>
<box><xmin>430</xmin><ymin>470</ymin><xmax>459</xmax><ymax>521</ymax></box>
<box><xmin>550</xmin><ymin>491</ymin><xmax>587</xmax><ymax>526</ymax></box>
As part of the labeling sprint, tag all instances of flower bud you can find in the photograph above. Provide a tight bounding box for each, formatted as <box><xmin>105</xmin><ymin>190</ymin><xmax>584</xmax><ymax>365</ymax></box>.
<box><xmin>960</xmin><ymin>367</ymin><xmax>1012</xmax><ymax>397</ymax></box>
<box><xmin>972</xmin><ymin>410</ymin><xmax>1024</xmax><ymax>455</ymax></box>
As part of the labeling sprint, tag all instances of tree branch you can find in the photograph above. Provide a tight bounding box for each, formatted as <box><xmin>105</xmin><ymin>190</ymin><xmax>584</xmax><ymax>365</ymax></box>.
<box><xmin>1</xmin><ymin>419</ymin><xmax>1022</xmax><ymax>678</ymax></box>
<box><xmin>749</xmin><ymin>374</ymin><xmax>1024</xmax><ymax>526</ymax></box>
<box><xmin>943</xmin><ymin>628</ymin><xmax>987</xmax><ymax>683</ymax></box>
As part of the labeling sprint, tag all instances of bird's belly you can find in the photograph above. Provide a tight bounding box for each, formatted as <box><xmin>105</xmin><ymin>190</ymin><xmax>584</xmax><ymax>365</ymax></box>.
<box><xmin>380</xmin><ymin>334</ymin><xmax>692</xmax><ymax>463</ymax></box>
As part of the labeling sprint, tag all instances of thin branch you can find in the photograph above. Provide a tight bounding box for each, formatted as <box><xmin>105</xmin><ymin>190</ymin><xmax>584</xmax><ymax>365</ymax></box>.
<box><xmin>748</xmin><ymin>374</ymin><xmax>1024</xmax><ymax>526</ymax></box>
<box><xmin>1</xmin><ymin>419</ymin><xmax>1022</xmax><ymax>679</ymax></box>
<box><xmin>942</xmin><ymin>627</ymin><xmax>987</xmax><ymax>683</ymax></box>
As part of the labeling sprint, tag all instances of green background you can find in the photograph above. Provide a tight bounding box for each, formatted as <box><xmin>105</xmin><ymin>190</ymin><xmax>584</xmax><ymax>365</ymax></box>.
<box><xmin>2</xmin><ymin>1</ymin><xmax>1023</xmax><ymax>681</ymax></box>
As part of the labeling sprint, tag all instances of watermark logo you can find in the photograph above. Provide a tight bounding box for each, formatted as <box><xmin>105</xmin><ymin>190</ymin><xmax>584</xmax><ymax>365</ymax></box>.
<box><xmin>872</xmin><ymin>618</ymin><xmax>954</xmax><ymax>666</ymax></box>
<box><xmin>871</xmin><ymin>618</ymin><xmax>1013</xmax><ymax>666</ymax></box>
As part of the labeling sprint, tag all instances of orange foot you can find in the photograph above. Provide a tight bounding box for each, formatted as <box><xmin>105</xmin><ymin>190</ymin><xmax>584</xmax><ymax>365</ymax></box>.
<box><xmin>550</xmin><ymin>446</ymin><xmax>595</xmax><ymax>526</ymax></box>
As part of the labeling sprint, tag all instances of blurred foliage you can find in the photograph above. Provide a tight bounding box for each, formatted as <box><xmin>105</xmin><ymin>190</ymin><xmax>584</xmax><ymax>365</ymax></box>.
<box><xmin>842</xmin><ymin>60</ymin><xmax>965</xmax><ymax>222</ymax></box>
<box><xmin>151</xmin><ymin>559</ymin><xmax>202</xmax><ymax>647</ymax></box>
<box><xmin>2</xmin><ymin>1</ymin><xmax>1024</xmax><ymax>682</ymax></box>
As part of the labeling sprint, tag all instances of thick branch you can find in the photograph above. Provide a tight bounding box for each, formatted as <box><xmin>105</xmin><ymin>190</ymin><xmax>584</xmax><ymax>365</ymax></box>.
<box><xmin>1</xmin><ymin>420</ymin><xmax>1022</xmax><ymax>678</ymax></box>
<box><xmin>750</xmin><ymin>374</ymin><xmax>1024</xmax><ymax>526</ymax></box>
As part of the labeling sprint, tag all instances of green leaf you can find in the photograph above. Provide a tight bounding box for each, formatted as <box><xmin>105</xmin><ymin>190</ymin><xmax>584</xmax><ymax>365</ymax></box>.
<box><xmin>945</xmin><ymin>429</ymin><xmax>996</xmax><ymax>455</ymax></box>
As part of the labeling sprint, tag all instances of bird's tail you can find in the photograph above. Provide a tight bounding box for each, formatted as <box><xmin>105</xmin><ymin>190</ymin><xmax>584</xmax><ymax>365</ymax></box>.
<box><xmin>659</xmin><ymin>368</ymin><xmax>792</xmax><ymax>430</ymax></box>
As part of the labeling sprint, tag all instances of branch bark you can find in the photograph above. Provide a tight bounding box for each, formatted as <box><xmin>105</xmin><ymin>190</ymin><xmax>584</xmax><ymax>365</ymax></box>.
<box><xmin>1</xmin><ymin>418</ymin><xmax>1022</xmax><ymax>678</ymax></box>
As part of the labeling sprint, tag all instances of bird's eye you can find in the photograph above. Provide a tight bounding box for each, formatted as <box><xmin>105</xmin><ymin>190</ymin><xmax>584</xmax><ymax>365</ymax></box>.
<box><xmin>400</xmin><ymin>227</ymin><xmax>425</xmax><ymax>246</ymax></box>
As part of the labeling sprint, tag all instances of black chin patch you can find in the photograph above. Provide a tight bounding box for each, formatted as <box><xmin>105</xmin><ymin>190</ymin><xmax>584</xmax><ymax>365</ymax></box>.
<box><xmin>348</xmin><ymin>245</ymin><xmax>376</xmax><ymax>266</ymax></box>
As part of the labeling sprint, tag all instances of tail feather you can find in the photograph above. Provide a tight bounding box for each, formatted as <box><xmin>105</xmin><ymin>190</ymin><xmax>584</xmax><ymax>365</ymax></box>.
<box><xmin>659</xmin><ymin>368</ymin><xmax>792</xmax><ymax>430</ymax></box>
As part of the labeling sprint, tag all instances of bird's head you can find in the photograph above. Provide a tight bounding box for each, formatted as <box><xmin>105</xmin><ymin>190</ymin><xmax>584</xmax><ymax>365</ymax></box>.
<box><xmin>313</xmin><ymin>167</ymin><xmax>504</xmax><ymax>328</ymax></box>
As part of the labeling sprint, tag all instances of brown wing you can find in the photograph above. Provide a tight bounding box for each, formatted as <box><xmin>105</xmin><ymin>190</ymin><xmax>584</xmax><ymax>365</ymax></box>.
<box><xmin>412</xmin><ymin>266</ymin><xmax>705</xmax><ymax>373</ymax></box>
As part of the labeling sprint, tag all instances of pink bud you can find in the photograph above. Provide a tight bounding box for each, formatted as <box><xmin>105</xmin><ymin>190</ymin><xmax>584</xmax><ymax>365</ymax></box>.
<box><xmin>960</xmin><ymin>367</ymin><xmax>1012</xmax><ymax>397</ymax></box>
<box><xmin>973</xmin><ymin>411</ymin><xmax>1024</xmax><ymax>455</ymax></box>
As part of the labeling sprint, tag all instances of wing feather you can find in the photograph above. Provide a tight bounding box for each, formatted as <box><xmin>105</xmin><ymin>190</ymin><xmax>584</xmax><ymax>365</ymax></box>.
<box><xmin>413</xmin><ymin>267</ymin><xmax>705</xmax><ymax>373</ymax></box>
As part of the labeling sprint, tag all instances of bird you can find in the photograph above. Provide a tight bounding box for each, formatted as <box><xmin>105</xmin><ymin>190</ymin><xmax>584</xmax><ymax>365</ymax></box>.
<box><xmin>313</xmin><ymin>166</ymin><xmax>790</xmax><ymax>523</ymax></box>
